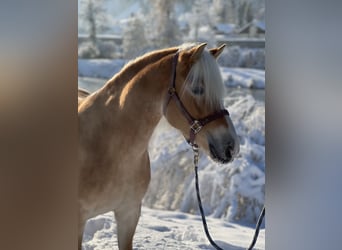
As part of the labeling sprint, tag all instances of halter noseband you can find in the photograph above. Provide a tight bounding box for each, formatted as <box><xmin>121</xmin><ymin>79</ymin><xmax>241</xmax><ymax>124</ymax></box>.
<box><xmin>163</xmin><ymin>52</ymin><xmax>229</xmax><ymax>147</ymax></box>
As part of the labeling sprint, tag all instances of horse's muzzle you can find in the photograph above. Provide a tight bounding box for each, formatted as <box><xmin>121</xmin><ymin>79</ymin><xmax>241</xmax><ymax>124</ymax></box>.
<box><xmin>209</xmin><ymin>143</ymin><xmax>232</xmax><ymax>164</ymax></box>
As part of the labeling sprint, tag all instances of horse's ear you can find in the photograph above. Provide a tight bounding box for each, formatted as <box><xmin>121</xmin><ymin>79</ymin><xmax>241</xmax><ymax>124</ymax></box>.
<box><xmin>189</xmin><ymin>43</ymin><xmax>207</xmax><ymax>63</ymax></box>
<box><xmin>209</xmin><ymin>44</ymin><xmax>226</xmax><ymax>59</ymax></box>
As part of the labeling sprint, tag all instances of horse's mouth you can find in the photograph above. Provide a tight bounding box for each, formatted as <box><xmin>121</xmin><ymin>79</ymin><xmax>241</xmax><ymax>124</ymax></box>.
<box><xmin>209</xmin><ymin>143</ymin><xmax>231</xmax><ymax>164</ymax></box>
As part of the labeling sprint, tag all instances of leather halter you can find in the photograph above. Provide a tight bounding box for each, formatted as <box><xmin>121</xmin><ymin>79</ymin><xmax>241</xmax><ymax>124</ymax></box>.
<box><xmin>163</xmin><ymin>52</ymin><xmax>229</xmax><ymax>146</ymax></box>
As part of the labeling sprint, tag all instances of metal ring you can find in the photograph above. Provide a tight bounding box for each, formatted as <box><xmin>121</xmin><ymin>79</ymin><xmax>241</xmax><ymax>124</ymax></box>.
<box><xmin>190</xmin><ymin>120</ymin><xmax>202</xmax><ymax>134</ymax></box>
<box><xmin>168</xmin><ymin>87</ymin><xmax>176</xmax><ymax>96</ymax></box>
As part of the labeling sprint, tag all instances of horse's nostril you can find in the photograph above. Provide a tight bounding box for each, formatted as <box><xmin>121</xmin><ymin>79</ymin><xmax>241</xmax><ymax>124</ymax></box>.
<box><xmin>225</xmin><ymin>147</ymin><xmax>232</xmax><ymax>160</ymax></box>
<box><xmin>225</xmin><ymin>141</ymin><xmax>234</xmax><ymax>158</ymax></box>
<box><xmin>227</xmin><ymin>141</ymin><xmax>234</xmax><ymax>151</ymax></box>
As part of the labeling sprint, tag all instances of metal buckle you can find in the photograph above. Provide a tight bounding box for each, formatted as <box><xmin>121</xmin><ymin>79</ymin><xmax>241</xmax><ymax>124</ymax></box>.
<box><xmin>168</xmin><ymin>87</ymin><xmax>176</xmax><ymax>96</ymax></box>
<box><xmin>190</xmin><ymin>120</ymin><xmax>202</xmax><ymax>134</ymax></box>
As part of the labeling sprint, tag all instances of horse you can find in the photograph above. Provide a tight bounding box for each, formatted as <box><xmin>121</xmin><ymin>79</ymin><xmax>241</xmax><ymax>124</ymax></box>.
<box><xmin>78</xmin><ymin>43</ymin><xmax>240</xmax><ymax>250</ymax></box>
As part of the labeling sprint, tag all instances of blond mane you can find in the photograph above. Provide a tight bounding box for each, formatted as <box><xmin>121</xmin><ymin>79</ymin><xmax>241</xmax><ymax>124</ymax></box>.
<box><xmin>179</xmin><ymin>43</ymin><xmax>224</xmax><ymax>110</ymax></box>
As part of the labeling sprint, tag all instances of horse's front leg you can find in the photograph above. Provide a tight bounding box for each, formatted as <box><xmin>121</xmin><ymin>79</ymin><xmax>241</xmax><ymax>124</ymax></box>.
<box><xmin>114</xmin><ymin>202</ymin><xmax>141</xmax><ymax>250</ymax></box>
<box><xmin>114</xmin><ymin>152</ymin><xmax>150</xmax><ymax>250</ymax></box>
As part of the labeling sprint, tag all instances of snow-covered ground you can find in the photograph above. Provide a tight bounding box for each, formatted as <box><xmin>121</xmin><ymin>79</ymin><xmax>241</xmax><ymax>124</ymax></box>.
<box><xmin>78</xmin><ymin>59</ymin><xmax>265</xmax><ymax>249</ymax></box>
<box><xmin>83</xmin><ymin>207</ymin><xmax>264</xmax><ymax>250</ymax></box>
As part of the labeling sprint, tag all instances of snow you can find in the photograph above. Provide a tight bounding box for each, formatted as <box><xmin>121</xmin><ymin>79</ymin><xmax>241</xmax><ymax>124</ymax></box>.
<box><xmin>83</xmin><ymin>207</ymin><xmax>265</xmax><ymax>250</ymax></box>
<box><xmin>253</xmin><ymin>20</ymin><xmax>266</xmax><ymax>31</ymax></box>
<box><xmin>215</xmin><ymin>23</ymin><xmax>236</xmax><ymax>35</ymax></box>
<box><xmin>78</xmin><ymin>58</ymin><xmax>265</xmax><ymax>249</ymax></box>
<box><xmin>78</xmin><ymin>59</ymin><xmax>126</xmax><ymax>80</ymax></box>
<box><xmin>220</xmin><ymin>68</ymin><xmax>265</xmax><ymax>89</ymax></box>
<box><xmin>146</xmin><ymin>94</ymin><xmax>265</xmax><ymax>224</ymax></box>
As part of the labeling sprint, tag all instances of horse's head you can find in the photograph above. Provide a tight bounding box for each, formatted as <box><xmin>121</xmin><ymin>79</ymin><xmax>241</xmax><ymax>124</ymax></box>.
<box><xmin>164</xmin><ymin>43</ymin><xmax>239</xmax><ymax>164</ymax></box>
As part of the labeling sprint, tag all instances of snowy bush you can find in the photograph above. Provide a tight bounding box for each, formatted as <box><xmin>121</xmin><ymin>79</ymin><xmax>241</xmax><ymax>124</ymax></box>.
<box><xmin>240</xmin><ymin>49</ymin><xmax>265</xmax><ymax>69</ymax></box>
<box><xmin>218</xmin><ymin>46</ymin><xmax>265</xmax><ymax>69</ymax></box>
<box><xmin>97</xmin><ymin>41</ymin><xmax>118</xmax><ymax>58</ymax></box>
<box><xmin>218</xmin><ymin>46</ymin><xmax>243</xmax><ymax>67</ymax></box>
<box><xmin>78</xmin><ymin>41</ymin><xmax>100</xmax><ymax>58</ymax></box>
<box><xmin>78</xmin><ymin>41</ymin><xmax>119</xmax><ymax>59</ymax></box>
<box><xmin>145</xmin><ymin>93</ymin><xmax>265</xmax><ymax>224</ymax></box>
<box><xmin>220</xmin><ymin>67</ymin><xmax>265</xmax><ymax>88</ymax></box>
<box><xmin>122</xmin><ymin>16</ymin><xmax>149</xmax><ymax>59</ymax></box>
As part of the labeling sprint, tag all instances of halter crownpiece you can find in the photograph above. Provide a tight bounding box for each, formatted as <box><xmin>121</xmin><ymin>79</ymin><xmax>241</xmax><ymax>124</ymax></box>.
<box><xmin>163</xmin><ymin>51</ymin><xmax>229</xmax><ymax>147</ymax></box>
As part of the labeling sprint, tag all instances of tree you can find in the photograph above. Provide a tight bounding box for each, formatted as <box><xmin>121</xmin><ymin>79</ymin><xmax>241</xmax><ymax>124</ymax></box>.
<box><xmin>187</xmin><ymin>0</ymin><xmax>216</xmax><ymax>46</ymax></box>
<box><xmin>211</xmin><ymin>0</ymin><xmax>236</xmax><ymax>24</ymax></box>
<box><xmin>211</xmin><ymin>0</ymin><xmax>265</xmax><ymax>27</ymax></box>
<box><xmin>146</xmin><ymin>0</ymin><xmax>180</xmax><ymax>48</ymax></box>
<box><xmin>122</xmin><ymin>16</ymin><xmax>148</xmax><ymax>59</ymax></box>
<box><xmin>238</xmin><ymin>0</ymin><xmax>253</xmax><ymax>27</ymax></box>
<box><xmin>79</xmin><ymin>0</ymin><xmax>110</xmax><ymax>49</ymax></box>
<box><xmin>236</xmin><ymin>0</ymin><xmax>265</xmax><ymax>27</ymax></box>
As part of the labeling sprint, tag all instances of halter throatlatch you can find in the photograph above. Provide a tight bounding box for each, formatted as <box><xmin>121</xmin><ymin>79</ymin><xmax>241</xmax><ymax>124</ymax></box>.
<box><xmin>163</xmin><ymin>52</ymin><xmax>229</xmax><ymax>147</ymax></box>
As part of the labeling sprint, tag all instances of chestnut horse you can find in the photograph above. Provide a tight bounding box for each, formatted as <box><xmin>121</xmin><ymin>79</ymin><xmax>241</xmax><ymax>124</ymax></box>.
<box><xmin>78</xmin><ymin>43</ymin><xmax>239</xmax><ymax>249</ymax></box>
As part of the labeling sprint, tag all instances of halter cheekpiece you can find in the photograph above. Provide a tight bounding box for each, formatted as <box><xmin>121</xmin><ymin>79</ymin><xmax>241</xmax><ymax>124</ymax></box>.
<box><xmin>163</xmin><ymin>52</ymin><xmax>229</xmax><ymax>147</ymax></box>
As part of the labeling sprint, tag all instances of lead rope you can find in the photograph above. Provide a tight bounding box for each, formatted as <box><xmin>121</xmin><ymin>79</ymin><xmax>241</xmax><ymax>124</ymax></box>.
<box><xmin>192</xmin><ymin>145</ymin><xmax>265</xmax><ymax>250</ymax></box>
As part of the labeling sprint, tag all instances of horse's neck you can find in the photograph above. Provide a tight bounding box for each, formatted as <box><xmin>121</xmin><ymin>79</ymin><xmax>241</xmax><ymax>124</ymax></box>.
<box><xmin>99</xmin><ymin>54</ymin><xmax>174</xmax><ymax>150</ymax></box>
<box><xmin>106</xmin><ymin>47</ymin><xmax>178</xmax><ymax>90</ymax></box>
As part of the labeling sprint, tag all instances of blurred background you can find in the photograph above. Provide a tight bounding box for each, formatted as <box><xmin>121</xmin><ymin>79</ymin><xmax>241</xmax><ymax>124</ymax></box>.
<box><xmin>78</xmin><ymin>0</ymin><xmax>265</xmax><ymax>64</ymax></box>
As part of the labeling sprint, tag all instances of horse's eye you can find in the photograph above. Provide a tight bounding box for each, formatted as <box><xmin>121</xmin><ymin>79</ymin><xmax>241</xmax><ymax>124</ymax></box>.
<box><xmin>192</xmin><ymin>85</ymin><xmax>205</xmax><ymax>95</ymax></box>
